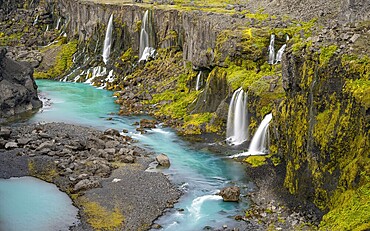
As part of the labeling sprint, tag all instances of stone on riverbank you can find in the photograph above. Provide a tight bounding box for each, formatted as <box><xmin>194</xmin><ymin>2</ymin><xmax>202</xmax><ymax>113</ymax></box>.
<box><xmin>219</xmin><ymin>186</ymin><xmax>240</xmax><ymax>202</ymax></box>
<box><xmin>156</xmin><ymin>153</ymin><xmax>170</xmax><ymax>167</ymax></box>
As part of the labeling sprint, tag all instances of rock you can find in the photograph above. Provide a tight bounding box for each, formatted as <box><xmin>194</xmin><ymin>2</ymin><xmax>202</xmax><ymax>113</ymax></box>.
<box><xmin>105</xmin><ymin>140</ymin><xmax>120</xmax><ymax>149</ymax></box>
<box><xmin>5</xmin><ymin>141</ymin><xmax>18</xmax><ymax>149</ymax></box>
<box><xmin>349</xmin><ymin>34</ymin><xmax>360</xmax><ymax>43</ymax></box>
<box><xmin>122</xmin><ymin>155</ymin><xmax>135</xmax><ymax>163</ymax></box>
<box><xmin>0</xmin><ymin>127</ymin><xmax>11</xmax><ymax>138</ymax></box>
<box><xmin>104</xmin><ymin>128</ymin><xmax>120</xmax><ymax>137</ymax></box>
<box><xmin>73</xmin><ymin>179</ymin><xmax>100</xmax><ymax>192</ymax></box>
<box><xmin>139</xmin><ymin>119</ymin><xmax>157</xmax><ymax>129</ymax></box>
<box><xmin>152</xmin><ymin>223</ymin><xmax>162</xmax><ymax>229</ymax></box>
<box><xmin>17</xmin><ymin>138</ymin><xmax>32</xmax><ymax>145</ymax></box>
<box><xmin>156</xmin><ymin>154</ymin><xmax>170</xmax><ymax>167</ymax></box>
<box><xmin>0</xmin><ymin>48</ymin><xmax>42</xmax><ymax>119</ymax></box>
<box><xmin>219</xmin><ymin>186</ymin><xmax>240</xmax><ymax>202</ymax></box>
<box><xmin>36</xmin><ymin>141</ymin><xmax>54</xmax><ymax>151</ymax></box>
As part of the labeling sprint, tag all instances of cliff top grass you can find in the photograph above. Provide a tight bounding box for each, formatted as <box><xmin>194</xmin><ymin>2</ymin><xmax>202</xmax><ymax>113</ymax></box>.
<box><xmin>82</xmin><ymin>0</ymin><xmax>259</xmax><ymax>14</ymax></box>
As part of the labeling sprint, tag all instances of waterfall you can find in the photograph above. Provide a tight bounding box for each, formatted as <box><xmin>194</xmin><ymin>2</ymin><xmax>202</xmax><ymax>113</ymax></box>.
<box><xmin>195</xmin><ymin>71</ymin><xmax>202</xmax><ymax>91</ymax></box>
<box><xmin>268</xmin><ymin>34</ymin><xmax>275</xmax><ymax>64</ymax></box>
<box><xmin>248</xmin><ymin>113</ymin><xmax>272</xmax><ymax>154</ymax></box>
<box><xmin>33</xmin><ymin>15</ymin><xmax>39</xmax><ymax>26</ymax></box>
<box><xmin>139</xmin><ymin>10</ymin><xmax>156</xmax><ymax>62</ymax></box>
<box><xmin>102</xmin><ymin>14</ymin><xmax>114</xmax><ymax>65</ymax></box>
<box><xmin>226</xmin><ymin>88</ymin><xmax>249</xmax><ymax>146</ymax></box>
<box><xmin>275</xmin><ymin>44</ymin><xmax>286</xmax><ymax>63</ymax></box>
<box><xmin>139</xmin><ymin>10</ymin><xmax>149</xmax><ymax>59</ymax></box>
<box><xmin>55</xmin><ymin>17</ymin><xmax>61</xmax><ymax>30</ymax></box>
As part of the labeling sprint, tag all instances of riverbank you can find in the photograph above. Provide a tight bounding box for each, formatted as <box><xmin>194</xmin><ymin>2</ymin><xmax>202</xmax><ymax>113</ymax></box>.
<box><xmin>0</xmin><ymin>122</ymin><xmax>180</xmax><ymax>230</ymax></box>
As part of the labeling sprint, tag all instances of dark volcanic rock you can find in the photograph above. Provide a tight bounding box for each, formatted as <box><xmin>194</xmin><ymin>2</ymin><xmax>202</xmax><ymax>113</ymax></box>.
<box><xmin>0</xmin><ymin>48</ymin><xmax>42</xmax><ymax>120</ymax></box>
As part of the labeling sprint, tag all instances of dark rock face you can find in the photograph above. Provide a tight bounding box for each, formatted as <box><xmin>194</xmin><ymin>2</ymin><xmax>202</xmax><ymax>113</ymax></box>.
<box><xmin>0</xmin><ymin>48</ymin><xmax>42</xmax><ymax>120</ymax></box>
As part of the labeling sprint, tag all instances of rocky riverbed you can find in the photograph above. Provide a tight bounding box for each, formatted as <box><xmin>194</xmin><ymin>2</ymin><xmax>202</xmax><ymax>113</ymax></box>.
<box><xmin>0</xmin><ymin>122</ymin><xmax>180</xmax><ymax>230</ymax></box>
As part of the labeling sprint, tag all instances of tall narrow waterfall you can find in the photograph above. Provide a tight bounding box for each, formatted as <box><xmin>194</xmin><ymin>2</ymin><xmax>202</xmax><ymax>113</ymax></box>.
<box><xmin>226</xmin><ymin>88</ymin><xmax>249</xmax><ymax>145</ymax></box>
<box><xmin>139</xmin><ymin>10</ymin><xmax>156</xmax><ymax>62</ymax></box>
<box><xmin>248</xmin><ymin>113</ymin><xmax>272</xmax><ymax>154</ymax></box>
<box><xmin>102</xmin><ymin>14</ymin><xmax>114</xmax><ymax>65</ymax></box>
<box><xmin>139</xmin><ymin>10</ymin><xmax>150</xmax><ymax>59</ymax></box>
<box><xmin>55</xmin><ymin>17</ymin><xmax>61</xmax><ymax>30</ymax></box>
<box><xmin>275</xmin><ymin>44</ymin><xmax>286</xmax><ymax>63</ymax></box>
<box><xmin>195</xmin><ymin>71</ymin><xmax>202</xmax><ymax>91</ymax></box>
<box><xmin>268</xmin><ymin>34</ymin><xmax>275</xmax><ymax>64</ymax></box>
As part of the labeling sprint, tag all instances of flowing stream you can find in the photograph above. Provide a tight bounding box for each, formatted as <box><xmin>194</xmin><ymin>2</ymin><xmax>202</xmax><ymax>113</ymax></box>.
<box><xmin>27</xmin><ymin>80</ymin><xmax>252</xmax><ymax>230</ymax></box>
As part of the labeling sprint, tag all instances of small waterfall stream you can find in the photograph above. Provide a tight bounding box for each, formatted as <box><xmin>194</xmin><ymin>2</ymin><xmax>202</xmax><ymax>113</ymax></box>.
<box><xmin>226</xmin><ymin>88</ymin><xmax>249</xmax><ymax>146</ymax></box>
<box><xmin>275</xmin><ymin>44</ymin><xmax>286</xmax><ymax>63</ymax></box>
<box><xmin>195</xmin><ymin>71</ymin><xmax>202</xmax><ymax>91</ymax></box>
<box><xmin>230</xmin><ymin>113</ymin><xmax>272</xmax><ymax>158</ymax></box>
<box><xmin>248</xmin><ymin>113</ymin><xmax>272</xmax><ymax>154</ymax></box>
<box><xmin>102</xmin><ymin>14</ymin><xmax>114</xmax><ymax>64</ymax></box>
<box><xmin>268</xmin><ymin>34</ymin><xmax>275</xmax><ymax>64</ymax></box>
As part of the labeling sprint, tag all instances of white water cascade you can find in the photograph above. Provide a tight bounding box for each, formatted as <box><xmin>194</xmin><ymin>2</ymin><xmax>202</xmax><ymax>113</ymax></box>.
<box><xmin>268</xmin><ymin>34</ymin><xmax>275</xmax><ymax>64</ymax></box>
<box><xmin>226</xmin><ymin>88</ymin><xmax>249</xmax><ymax>145</ymax></box>
<box><xmin>248</xmin><ymin>113</ymin><xmax>272</xmax><ymax>154</ymax></box>
<box><xmin>195</xmin><ymin>71</ymin><xmax>202</xmax><ymax>91</ymax></box>
<box><xmin>102</xmin><ymin>14</ymin><xmax>114</xmax><ymax>65</ymax></box>
<box><xmin>275</xmin><ymin>44</ymin><xmax>286</xmax><ymax>63</ymax></box>
<box><xmin>139</xmin><ymin>10</ymin><xmax>156</xmax><ymax>62</ymax></box>
<box><xmin>55</xmin><ymin>17</ymin><xmax>61</xmax><ymax>30</ymax></box>
<box><xmin>230</xmin><ymin>113</ymin><xmax>272</xmax><ymax>158</ymax></box>
<box><xmin>139</xmin><ymin>10</ymin><xmax>149</xmax><ymax>59</ymax></box>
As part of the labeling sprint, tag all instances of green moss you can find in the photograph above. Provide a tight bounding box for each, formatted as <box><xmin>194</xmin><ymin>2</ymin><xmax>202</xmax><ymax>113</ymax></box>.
<box><xmin>319</xmin><ymin>45</ymin><xmax>337</xmax><ymax>66</ymax></box>
<box><xmin>79</xmin><ymin>198</ymin><xmax>124</xmax><ymax>230</ymax></box>
<box><xmin>313</xmin><ymin>102</ymin><xmax>341</xmax><ymax>150</ymax></box>
<box><xmin>120</xmin><ymin>48</ymin><xmax>133</xmax><ymax>62</ymax></box>
<box><xmin>28</xmin><ymin>159</ymin><xmax>58</xmax><ymax>182</ymax></box>
<box><xmin>34</xmin><ymin>40</ymin><xmax>78</xmax><ymax>79</ymax></box>
<box><xmin>243</xmin><ymin>155</ymin><xmax>267</xmax><ymax>167</ymax></box>
<box><xmin>320</xmin><ymin>183</ymin><xmax>370</xmax><ymax>231</ymax></box>
<box><xmin>182</xmin><ymin>112</ymin><xmax>214</xmax><ymax>135</ymax></box>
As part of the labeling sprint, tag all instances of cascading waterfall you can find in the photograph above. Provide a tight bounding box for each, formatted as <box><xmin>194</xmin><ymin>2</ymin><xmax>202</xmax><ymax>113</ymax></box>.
<box><xmin>248</xmin><ymin>113</ymin><xmax>272</xmax><ymax>154</ymax></box>
<box><xmin>195</xmin><ymin>71</ymin><xmax>202</xmax><ymax>91</ymax></box>
<box><xmin>275</xmin><ymin>44</ymin><xmax>286</xmax><ymax>63</ymax></box>
<box><xmin>139</xmin><ymin>10</ymin><xmax>156</xmax><ymax>62</ymax></box>
<box><xmin>55</xmin><ymin>17</ymin><xmax>61</xmax><ymax>30</ymax></box>
<box><xmin>139</xmin><ymin>10</ymin><xmax>149</xmax><ymax>59</ymax></box>
<box><xmin>268</xmin><ymin>34</ymin><xmax>275</xmax><ymax>64</ymax></box>
<box><xmin>226</xmin><ymin>88</ymin><xmax>249</xmax><ymax>145</ymax></box>
<box><xmin>102</xmin><ymin>14</ymin><xmax>114</xmax><ymax>65</ymax></box>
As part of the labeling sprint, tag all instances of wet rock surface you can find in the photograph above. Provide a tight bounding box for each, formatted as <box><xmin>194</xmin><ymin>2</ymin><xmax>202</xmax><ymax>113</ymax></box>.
<box><xmin>0</xmin><ymin>122</ymin><xmax>180</xmax><ymax>230</ymax></box>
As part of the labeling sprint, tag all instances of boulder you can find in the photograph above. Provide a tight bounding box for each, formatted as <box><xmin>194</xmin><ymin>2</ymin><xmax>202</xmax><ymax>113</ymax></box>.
<box><xmin>0</xmin><ymin>127</ymin><xmax>11</xmax><ymax>139</ymax></box>
<box><xmin>156</xmin><ymin>153</ymin><xmax>170</xmax><ymax>167</ymax></box>
<box><xmin>0</xmin><ymin>48</ymin><xmax>42</xmax><ymax>120</ymax></box>
<box><xmin>139</xmin><ymin>119</ymin><xmax>157</xmax><ymax>129</ymax></box>
<box><xmin>104</xmin><ymin>128</ymin><xmax>120</xmax><ymax>137</ymax></box>
<box><xmin>219</xmin><ymin>186</ymin><xmax>240</xmax><ymax>202</ymax></box>
<box><xmin>5</xmin><ymin>141</ymin><xmax>18</xmax><ymax>149</ymax></box>
<box><xmin>73</xmin><ymin>179</ymin><xmax>100</xmax><ymax>192</ymax></box>
<box><xmin>122</xmin><ymin>155</ymin><xmax>135</xmax><ymax>163</ymax></box>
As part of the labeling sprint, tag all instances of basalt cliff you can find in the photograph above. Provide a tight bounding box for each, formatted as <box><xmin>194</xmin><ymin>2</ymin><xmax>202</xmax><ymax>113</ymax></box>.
<box><xmin>0</xmin><ymin>0</ymin><xmax>369</xmax><ymax>230</ymax></box>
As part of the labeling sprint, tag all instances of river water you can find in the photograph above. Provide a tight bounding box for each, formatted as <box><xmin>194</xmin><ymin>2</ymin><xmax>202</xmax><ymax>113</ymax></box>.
<box><xmin>12</xmin><ymin>80</ymin><xmax>251</xmax><ymax>230</ymax></box>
